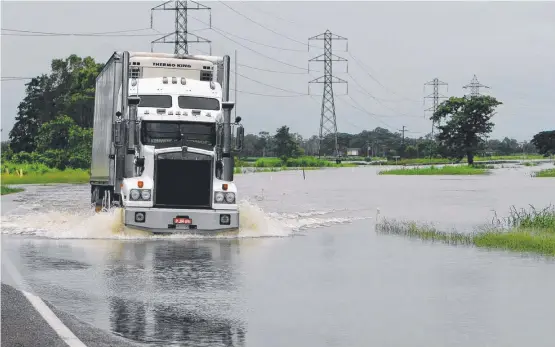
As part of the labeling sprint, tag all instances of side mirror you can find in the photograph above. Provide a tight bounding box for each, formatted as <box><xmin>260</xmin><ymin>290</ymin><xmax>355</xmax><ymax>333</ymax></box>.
<box><xmin>234</xmin><ymin>125</ymin><xmax>244</xmax><ymax>152</ymax></box>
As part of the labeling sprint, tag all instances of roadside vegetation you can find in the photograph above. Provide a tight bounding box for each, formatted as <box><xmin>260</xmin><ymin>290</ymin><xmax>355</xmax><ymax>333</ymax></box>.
<box><xmin>376</xmin><ymin>205</ymin><xmax>555</xmax><ymax>256</ymax></box>
<box><xmin>1</xmin><ymin>185</ymin><xmax>24</xmax><ymax>195</ymax></box>
<box><xmin>1</xmin><ymin>162</ymin><xmax>89</xmax><ymax>184</ymax></box>
<box><xmin>378</xmin><ymin>164</ymin><xmax>492</xmax><ymax>176</ymax></box>
<box><xmin>533</xmin><ymin>168</ymin><xmax>555</xmax><ymax>178</ymax></box>
<box><xmin>370</xmin><ymin>154</ymin><xmax>545</xmax><ymax>166</ymax></box>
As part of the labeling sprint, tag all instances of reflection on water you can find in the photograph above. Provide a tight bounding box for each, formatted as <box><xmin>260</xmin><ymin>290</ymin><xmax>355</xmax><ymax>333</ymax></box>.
<box><xmin>109</xmin><ymin>297</ymin><xmax>246</xmax><ymax>347</ymax></box>
<box><xmin>103</xmin><ymin>240</ymin><xmax>246</xmax><ymax>346</ymax></box>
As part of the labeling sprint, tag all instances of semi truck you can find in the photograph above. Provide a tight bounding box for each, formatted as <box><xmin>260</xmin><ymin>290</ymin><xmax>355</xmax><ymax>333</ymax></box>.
<box><xmin>89</xmin><ymin>51</ymin><xmax>244</xmax><ymax>234</ymax></box>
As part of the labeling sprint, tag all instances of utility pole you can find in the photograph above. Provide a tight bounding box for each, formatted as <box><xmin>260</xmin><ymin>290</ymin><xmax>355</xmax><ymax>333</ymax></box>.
<box><xmin>399</xmin><ymin>126</ymin><xmax>407</xmax><ymax>145</ymax></box>
<box><xmin>150</xmin><ymin>1</ymin><xmax>212</xmax><ymax>55</ymax></box>
<box><xmin>463</xmin><ymin>74</ymin><xmax>489</xmax><ymax>98</ymax></box>
<box><xmin>308</xmin><ymin>30</ymin><xmax>348</xmax><ymax>161</ymax></box>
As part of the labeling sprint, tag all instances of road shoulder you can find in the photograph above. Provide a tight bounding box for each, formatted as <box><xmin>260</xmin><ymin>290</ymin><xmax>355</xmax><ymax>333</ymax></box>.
<box><xmin>1</xmin><ymin>283</ymin><xmax>142</xmax><ymax>347</ymax></box>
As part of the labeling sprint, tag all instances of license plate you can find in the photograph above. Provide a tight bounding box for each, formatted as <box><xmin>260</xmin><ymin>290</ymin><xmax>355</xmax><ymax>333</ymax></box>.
<box><xmin>174</xmin><ymin>217</ymin><xmax>192</xmax><ymax>225</ymax></box>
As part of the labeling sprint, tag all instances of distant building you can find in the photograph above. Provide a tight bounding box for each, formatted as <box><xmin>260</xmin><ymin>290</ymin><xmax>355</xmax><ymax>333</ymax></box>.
<box><xmin>346</xmin><ymin>148</ymin><xmax>360</xmax><ymax>156</ymax></box>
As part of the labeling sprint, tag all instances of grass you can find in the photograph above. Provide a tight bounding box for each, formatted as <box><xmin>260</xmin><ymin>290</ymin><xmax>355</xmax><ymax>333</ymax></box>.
<box><xmin>522</xmin><ymin>161</ymin><xmax>539</xmax><ymax>167</ymax></box>
<box><xmin>234</xmin><ymin>156</ymin><xmax>357</xmax><ymax>174</ymax></box>
<box><xmin>378</xmin><ymin>165</ymin><xmax>490</xmax><ymax>176</ymax></box>
<box><xmin>1</xmin><ymin>185</ymin><xmax>24</xmax><ymax>195</ymax></box>
<box><xmin>251</xmin><ymin>156</ymin><xmax>353</xmax><ymax>168</ymax></box>
<box><xmin>374</xmin><ymin>154</ymin><xmax>545</xmax><ymax>166</ymax></box>
<box><xmin>533</xmin><ymin>169</ymin><xmax>555</xmax><ymax>178</ymax></box>
<box><xmin>376</xmin><ymin>205</ymin><xmax>555</xmax><ymax>256</ymax></box>
<box><xmin>1</xmin><ymin>162</ymin><xmax>90</xmax><ymax>184</ymax></box>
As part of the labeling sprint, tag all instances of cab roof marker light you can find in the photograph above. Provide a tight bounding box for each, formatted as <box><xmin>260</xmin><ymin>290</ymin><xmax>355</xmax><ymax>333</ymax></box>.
<box><xmin>162</xmin><ymin>77</ymin><xmax>168</xmax><ymax>84</ymax></box>
<box><xmin>168</xmin><ymin>110</ymin><xmax>174</xmax><ymax>115</ymax></box>
<box><xmin>172</xmin><ymin>77</ymin><xmax>177</xmax><ymax>84</ymax></box>
<box><xmin>176</xmin><ymin>110</ymin><xmax>181</xmax><ymax>115</ymax></box>
<box><xmin>144</xmin><ymin>109</ymin><xmax>150</xmax><ymax>114</ymax></box>
<box><xmin>180</xmin><ymin>77</ymin><xmax>186</xmax><ymax>85</ymax></box>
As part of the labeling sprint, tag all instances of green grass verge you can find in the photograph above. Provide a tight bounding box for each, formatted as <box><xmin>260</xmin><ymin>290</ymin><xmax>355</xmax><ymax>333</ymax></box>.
<box><xmin>377</xmin><ymin>154</ymin><xmax>545</xmax><ymax>166</ymax></box>
<box><xmin>239</xmin><ymin>156</ymin><xmax>356</xmax><ymax>168</ymax></box>
<box><xmin>376</xmin><ymin>205</ymin><xmax>555</xmax><ymax>256</ymax></box>
<box><xmin>533</xmin><ymin>169</ymin><xmax>555</xmax><ymax>178</ymax></box>
<box><xmin>1</xmin><ymin>185</ymin><xmax>24</xmax><ymax>195</ymax></box>
<box><xmin>378</xmin><ymin>165</ymin><xmax>490</xmax><ymax>176</ymax></box>
<box><xmin>1</xmin><ymin>169</ymin><xmax>90</xmax><ymax>184</ymax></box>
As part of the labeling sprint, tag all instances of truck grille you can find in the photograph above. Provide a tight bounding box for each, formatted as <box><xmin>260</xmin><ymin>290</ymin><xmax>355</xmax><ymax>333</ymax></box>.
<box><xmin>154</xmin><ymin>153</ymin><xmax>213</xmax><ymax>209</ymax></box>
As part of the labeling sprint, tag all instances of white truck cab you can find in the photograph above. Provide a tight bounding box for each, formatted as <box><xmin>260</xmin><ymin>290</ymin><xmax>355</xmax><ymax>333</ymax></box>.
<box><xmin>90</xmin><ymin>52</ymin><xmax>243</xmax><ymax>234</ymax></box>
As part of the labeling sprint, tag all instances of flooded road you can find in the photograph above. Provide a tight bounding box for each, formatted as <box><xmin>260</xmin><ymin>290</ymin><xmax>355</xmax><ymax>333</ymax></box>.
<box><xmin>2</xmin><ymin>163</ymin><xmax>555</xmax><ymax>347</ymax></box>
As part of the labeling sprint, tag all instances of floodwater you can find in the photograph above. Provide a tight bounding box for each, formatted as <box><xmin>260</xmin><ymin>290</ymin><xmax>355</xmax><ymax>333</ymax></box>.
<box><xmin>2</xmin><ymin>163</ymin><xmax>555</xmax><ymax>347</ymax></box>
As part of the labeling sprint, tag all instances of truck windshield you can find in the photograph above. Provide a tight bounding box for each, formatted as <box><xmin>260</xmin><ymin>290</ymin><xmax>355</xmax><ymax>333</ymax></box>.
<box><xmin>141</xmin><ymin>121</ymin><xmax>216</xmax><ymax>149</ymax></box>
<box><xmin>178</xmin><ymin>96</ymin><xmax>220</xmax><ymax>110</ymax></box>
<box><xmin>138</xmin><ymin>95</ymin><xmax>172</xmax><ymax>108</ymax></box>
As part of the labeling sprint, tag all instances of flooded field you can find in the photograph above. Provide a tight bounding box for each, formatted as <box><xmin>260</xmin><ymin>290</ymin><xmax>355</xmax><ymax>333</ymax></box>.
<box><xmin>2</xmin><ymin>163</ymin><xmax>555</xmax><ymax>347</ymax></box>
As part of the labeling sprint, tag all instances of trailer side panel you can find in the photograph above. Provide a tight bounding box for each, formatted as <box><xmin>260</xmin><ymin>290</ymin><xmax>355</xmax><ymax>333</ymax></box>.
<box><xmin>90</xmin><ymin>52</ymin><xmax>123</xmax><ymax>184</ymax></box>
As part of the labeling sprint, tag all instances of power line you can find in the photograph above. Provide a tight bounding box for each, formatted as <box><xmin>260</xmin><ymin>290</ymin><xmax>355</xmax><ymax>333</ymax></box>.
<box><xmin>235</xmin><ymin>63</ymin><xmax>307</xmax><ymax>75</ymax></box>
<box><xmin>188</xmin><ymin>13</ymin><xmax>306</xmax><ymax>52</ymax></box>
<box><xmin>214</xmin><ymin>3</ymin><xmax>421</xmax><ymax>104</ymax></box>
<box><xmin>346</xmin><ymin>51</ymin><xmax>420</xmax><ymax>103</ymax></box>
<box><xmin>347</xmin><ymin>72</ymin><xmax>420</xmax><ymax>118</ymax></box>
<box><xmin>340</xmin><ymin>95</ymin><xmax>396</xmax><ymax>131</ymax></box>
<box><xmin>309</xmin><ymin>30</ymin><xmax>348</xmax><ymax>160</ymax></box>
<box><xmin>233</xmin><ymin>70</ymin><xmax>307</xmax><ymax>95</ymax></box>
<box><xmin>208</xmin><ymin>26</ymin><xmax>309</xmax><ymax>71</ymax></box>
<box><xmin>231</xmin><ymin>89</ymin><xmax>308</xmax><ymax>98</ymax></box>
<box><xmin>242</xmin><ymin>3</ymin><xmax>300</xmax><ymax>25</ymax></box>
<box><xmin>1</xmin><ymin>27</ymin><xmax>163</xmax><ymax>37</ymax></box>
<box><xmin>217</xmin><ymin>1</ymin><xmax>319</xmax><ymax>50</ymax></box>
<box><xmin>186</xmin><ymin>14</ymin><xmax>317</xmax><ymax>72</ymax></box>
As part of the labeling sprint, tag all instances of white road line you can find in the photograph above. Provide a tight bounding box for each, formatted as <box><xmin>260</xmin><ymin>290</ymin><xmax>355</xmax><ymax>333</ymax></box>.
<box><xmin>2</xmin><ymin>254</ymin><xmax>88</xmax><ymax>347</ymax></box>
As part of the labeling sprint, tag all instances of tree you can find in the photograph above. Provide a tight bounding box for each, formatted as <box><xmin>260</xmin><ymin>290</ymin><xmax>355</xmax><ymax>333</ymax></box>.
<box><xmin>273</xmin><ymin>125</ymin><xmax>302</xmax><ymax>159</ymax></box>
<box><xmin>431</xmin><ymin>95</ymin><xmax>502</xmax><ymax>165</ymax></box>
<box><xmin>531</xmin><ymin>130</ymin><xmax>555</xmax><ymax>157</ymax></box>
<box><xmin>8</xmin><ymin>54</ymin><xmax>102</xmax><ymax>153</ymax></box>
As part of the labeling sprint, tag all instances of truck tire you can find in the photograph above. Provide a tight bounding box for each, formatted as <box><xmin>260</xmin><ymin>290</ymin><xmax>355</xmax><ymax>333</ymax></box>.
<box><xmin>91</xmin><ymin>186</ymin><xmax>102</xmax><ymax>212</ymax></box>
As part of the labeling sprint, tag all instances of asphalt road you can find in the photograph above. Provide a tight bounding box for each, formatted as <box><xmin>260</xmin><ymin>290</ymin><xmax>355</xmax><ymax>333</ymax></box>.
<box><xmin>2</xmin><ymin>187</ymin><xmax>141</xmax><ymax>347</ymax></box>
<box><xmin>1</xmin><ymin>283</ymin><xmax>143</xmax><ymax>347</ymax></box>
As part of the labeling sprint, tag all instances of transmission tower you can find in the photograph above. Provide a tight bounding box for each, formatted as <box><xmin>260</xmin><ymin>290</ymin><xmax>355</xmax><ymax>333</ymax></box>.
<box><xmin>424</xmin><ymin>78</ymin><xmax>448</xmax><ymax>135</ymax></box>
<box><xmin>150</xmin><ymin>1</ymin><xmax>212</xmax><ymax>55</ymax></box>
<box><xmin>308</xmin><ymin>30</ymin><xmax>348</xmax><ymax>160</ymax></box>
<box><xmin>463</xmin><ymin>74</ymin><xmax>489</xmax><ymax>97</ymax></box>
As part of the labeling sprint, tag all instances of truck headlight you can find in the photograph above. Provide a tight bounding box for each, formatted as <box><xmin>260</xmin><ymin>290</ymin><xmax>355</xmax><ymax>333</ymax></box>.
<box><xmin>140</xmin><ymin>189</ymin><xmax>151</xmax><ymax>200</ymax></box>
<box><xmin>214</xmin><ymin>192</ymin><xmax>225</xmax><ymax>203</ymax></box>
<box><xmin>130</xmin><ymin>189</ymin><xmax>141</xmax><ymax>200</ymax></box>
<box><xmin>224</xmin><ymin>192</ymin><xmax>235</xmax><ymax>203</ymax></box>
<box><xmin>129</xmin><ymin>189</ymin><xmax>151</xmax><ymax>201</ymax></box>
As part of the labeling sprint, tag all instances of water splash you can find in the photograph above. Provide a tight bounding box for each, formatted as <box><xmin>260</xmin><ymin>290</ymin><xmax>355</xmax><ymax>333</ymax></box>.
<box><xmin>1</xmin><ymin>200</ymin><xmax>370</xmax><ymax>240</ymax></box>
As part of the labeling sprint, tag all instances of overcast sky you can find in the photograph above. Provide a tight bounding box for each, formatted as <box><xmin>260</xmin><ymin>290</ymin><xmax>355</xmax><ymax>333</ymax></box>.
<box><xmin>1</xmin><ymin>1</ymin><xmax>554</xmax><ymax>142</ymax></box>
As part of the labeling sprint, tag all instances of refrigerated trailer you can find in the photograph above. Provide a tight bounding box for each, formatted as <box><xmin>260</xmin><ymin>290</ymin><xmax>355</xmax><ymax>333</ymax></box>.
<box><xmin>90</xmin><ymin>51</ymin><xmax>244</xmax><ymax>234</ymax></box>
